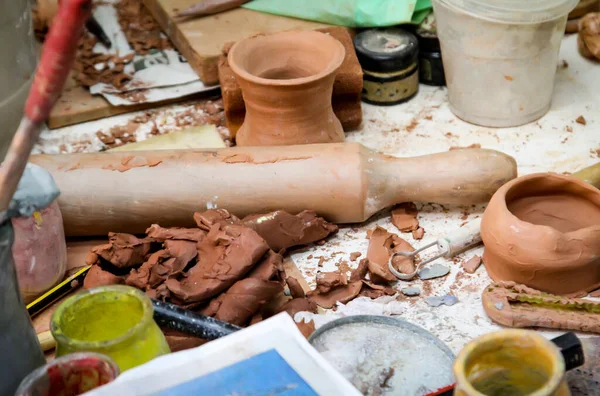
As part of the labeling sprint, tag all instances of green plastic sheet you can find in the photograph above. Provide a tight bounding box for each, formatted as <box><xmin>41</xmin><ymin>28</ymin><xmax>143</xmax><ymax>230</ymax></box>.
<box><xmin>242</xmin><ymin>0</ymin><xmax>433</xmax><ymax>27</ymax></box>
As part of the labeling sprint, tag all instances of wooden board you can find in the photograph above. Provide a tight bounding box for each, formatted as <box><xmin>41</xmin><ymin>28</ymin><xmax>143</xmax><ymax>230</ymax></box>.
<box><xmin>142</xmin><ymin>0</ymin><xmax>328</xmax><ymax>85</ymax></box>
<box><xmin>48</xmin><ymin>73</ymin><xmax>212</xmax><ymax>129</ymax></box>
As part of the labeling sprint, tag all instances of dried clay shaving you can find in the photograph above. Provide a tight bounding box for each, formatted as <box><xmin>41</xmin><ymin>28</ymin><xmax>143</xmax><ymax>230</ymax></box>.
<box><xmin>482</xmin><ymin>281</ymin><xmax>600</xmax><ymax>334</ymax></box>
<box><xmin>306</xmin><ymin>258</ymin><xmax>396</xmax><ymax>309</ymax></box>
<box><xmin>391</xmin><ymin>202</ymin><xmax>425</xmax><ymax>240</ymax></box>
<box><xmin>73</xmin><ymin>0</ymin><xmax>172</xmax><ymax>89</ymax></box>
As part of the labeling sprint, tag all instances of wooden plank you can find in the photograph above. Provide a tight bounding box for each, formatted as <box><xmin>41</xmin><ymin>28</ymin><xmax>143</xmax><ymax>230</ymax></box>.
<box><xmin>142</xmin><ymin>0</ymin><xmax>328</xmax><ymax>85</ymax></box>
<box><xmin>48</xmin><ymin>73</ymin><xmax>213</xmax><ymax>129</ymax></box>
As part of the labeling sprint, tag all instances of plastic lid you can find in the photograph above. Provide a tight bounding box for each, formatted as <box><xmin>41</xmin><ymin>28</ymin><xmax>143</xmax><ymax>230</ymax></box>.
<box><xmin>438</xmin><ymin>0</ymin><xmax>578</xmax><ymax>23</ymax></box>
<box><xmin>353</xmin><ymin>28</ymin><xmax>419</xmax><ymax>73</ymax></box>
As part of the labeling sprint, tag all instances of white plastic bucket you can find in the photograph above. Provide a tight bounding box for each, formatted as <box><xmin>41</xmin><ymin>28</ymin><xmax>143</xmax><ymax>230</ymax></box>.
<box><xmin>433</xmin><ymin>0</ymin><xmax>578</xmax><ymax>127</ymax></box>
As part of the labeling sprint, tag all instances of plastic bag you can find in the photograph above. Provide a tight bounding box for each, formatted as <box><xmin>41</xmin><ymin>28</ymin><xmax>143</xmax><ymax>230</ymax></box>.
<box><xmin>12</xmin><ymin>200</ymin><xmax>67</xmax><ymax>303</ymax></box>
<box><xmin>243</xmin><ymin>0</ymin><xmax>432</xmax><ymax>27</ymax></box>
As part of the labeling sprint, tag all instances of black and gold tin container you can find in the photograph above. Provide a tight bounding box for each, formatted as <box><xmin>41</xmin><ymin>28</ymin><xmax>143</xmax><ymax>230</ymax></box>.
<box><xmin>353</xmin><ymin>28</ymin><xmax>419</xmax><ymax>106</ymax></box>
<box><xmin>415</xmin><ymin>13</ymin><xmax>446</xmax><ymax>86</ymax></box>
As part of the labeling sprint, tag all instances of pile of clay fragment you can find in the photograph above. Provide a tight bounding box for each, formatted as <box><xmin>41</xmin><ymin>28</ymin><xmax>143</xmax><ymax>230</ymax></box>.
<box><xmin>84</xmin><ymin>208</ymin><xmax>419</xmax><ymax>348</ymax></box>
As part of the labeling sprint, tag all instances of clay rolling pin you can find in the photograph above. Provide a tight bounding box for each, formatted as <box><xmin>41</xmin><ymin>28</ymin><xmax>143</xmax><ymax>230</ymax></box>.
<box><xmin>30</xmin><ymin>143</ymin><xmax>517</xmax><ymax>236</ymax></box>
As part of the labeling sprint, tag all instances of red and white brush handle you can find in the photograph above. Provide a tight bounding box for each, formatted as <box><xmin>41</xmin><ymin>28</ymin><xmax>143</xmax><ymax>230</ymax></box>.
<box><xmin>0</xmin><ymin>0</ymin><xmax>91</xmax><ymax>213</ymax></box>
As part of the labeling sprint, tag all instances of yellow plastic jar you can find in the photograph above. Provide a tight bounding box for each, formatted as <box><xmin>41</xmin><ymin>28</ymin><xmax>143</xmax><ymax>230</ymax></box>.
<box><xmin>454</xmin><ymin>329</ymin><xmax>569</xmax><ymax>396</ymax></box>
<box><xmin>51</xmin><ymin>285</ymin><xmax>170</xmax><ymax>372</ymax></box>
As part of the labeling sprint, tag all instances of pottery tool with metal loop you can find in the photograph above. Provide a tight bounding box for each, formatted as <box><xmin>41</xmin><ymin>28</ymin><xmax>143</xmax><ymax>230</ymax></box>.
<box><xmin>389</xmin><ymin>218</ymin><xmax>482</xmax><ymax>280</ymax></box>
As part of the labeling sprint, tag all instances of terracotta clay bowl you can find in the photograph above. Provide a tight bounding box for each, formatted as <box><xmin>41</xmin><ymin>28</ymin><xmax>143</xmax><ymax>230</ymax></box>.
<box><xmin>228</xmin><ymin>30</ymin><xmax>346</xmax><ymax>146</ymax></box>
<box><xmin>481</xmin><ymin>173</ymin><xmax>600</xmax><ymax>296</ymax></box>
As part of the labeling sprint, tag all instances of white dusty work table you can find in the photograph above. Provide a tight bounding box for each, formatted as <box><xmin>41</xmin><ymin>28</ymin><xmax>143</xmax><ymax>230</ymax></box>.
<box><xmin>36</xmin><ymin>33</ymin><xmax>600</xmax><ymax>391</ymax></box>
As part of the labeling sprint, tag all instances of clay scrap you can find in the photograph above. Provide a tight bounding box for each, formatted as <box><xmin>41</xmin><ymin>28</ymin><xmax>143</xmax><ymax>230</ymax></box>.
<box><xmin>307</xmin><ymin>269</ymin><xmax>363</xmax><ymax>309</ymax></box>
<box><xmin>578</xmin><ymin>13</ymin><xmax>600</xmax><ymax>61</ymax></box>
<box><xmin>307</xmin><ymin>256</ymin><xmax>400</xmax><ymax>309</ymax></box>
<box><xmin>391</xmin><ymin>203</ymin><xmax>419</xmax><ymax>232</ymax></box>
<box><xmin>482</xmin><ymin>281</ymin><xmax>600</xmax><ymax>334</ymax></box>
<box><xmin>90</xmin><ymin>233</ymin><xmax>153</xmax><ymax>268</ymax></box>
<box><xmin>73</xmin><ymin>0</ymin><xmax>172</xmax><ymax>89</ymax></box>
<box><xmin>241</xmin><ymin>210</ymin><xmax>339</xmax><ymax>252</ymax></box>
<box><xmin>462</xmin><ymin>255</ymin><xmax>482</xmax><ymax>274</ymax></box>
<box><xmin>367</xmin><ymin>226</ymin><xmax>416</xmax><ymax>282</ymax></box>
<box><xmin>85</xmin><ymin>209</ymin><xmax>339</xmax><ymax>344</ymax></box>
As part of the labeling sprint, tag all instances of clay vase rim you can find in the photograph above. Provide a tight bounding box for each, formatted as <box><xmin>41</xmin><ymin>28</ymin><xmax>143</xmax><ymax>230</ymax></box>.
<box><xmin>492</xmin><ymin>172</ymin><xmax>600</xmax><ymax>237</ymax></box>
<box><xmin>227</xmin><ymin>30</ymin><xmax>346</xmax><ymax>87</ymax></box>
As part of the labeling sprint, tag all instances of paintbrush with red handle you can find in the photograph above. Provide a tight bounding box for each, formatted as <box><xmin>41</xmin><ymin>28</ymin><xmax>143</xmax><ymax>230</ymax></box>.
<box><xmin>0</xmin><ymin>0</ymin><xmax>92</xmax><ymax>214</ymax></box>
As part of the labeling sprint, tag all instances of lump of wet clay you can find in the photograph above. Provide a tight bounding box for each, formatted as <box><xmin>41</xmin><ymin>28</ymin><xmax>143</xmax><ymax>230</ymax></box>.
<box><xmin>462</xmin><ymin>255</ymin><xmax>482</xmax><ymax>274</ymax></box>
<box><xmin>401</xmin><ymin>287</ymin><xmax>421</xmax><ymax>296</ymax></box>
<box><xmin>247</xmin><ymin>250</ymin><xmax>284</xmax><ymax>282</ymax></box>
<box><xmin>425</xmin><ymin>295</ymin><xmax>458</xmax><ymax>307</ymax></box>
<box><xmin>166</xmin><ymin>224</ymin><xmax>269</xmax><ymax>303</ymax></box>
<box><xmin>164</xmin><ymin>239</ymin><xmax>198</xmax><ymax>265</ymax></box>
<box><xmin>84</xmin><ymin>264</ymin><xmax>125</xmax><ymax>289</ymax></box>
<box><xmin>391</xmin><ymin>203</ymin><xmax>419</xmax><ymax>232</ymax></box>
<box><xmin>307</xmin><ymin>269</ymin><xmax>363</xmax><ymax>309</ymax></box>
<box><xmin>164</xmin><ymin>330</ymin><xmax>207</xmax><ymax>353</ymax></box>
<box><xmin>418</xmin><ymin>264</ymin><xmax>450</xmax><ymax>280</ymax></box>
<box><xmin>286</xmin><ymin>276</ymin><xmax>306</xmax><ymax>299</ymax></box>
<box><xmin>126</xmin><ymin>249</ymin><xmax>171</xmax><ymax>290</ymax></box>
<box><xmin>241</xmin><ymin>210</ymin><xmax>338</xmax><ymax>252</ymax></box>
<box><xmin>92</xmin><ymin>232</ymin><xmax>153</xmax><ymax>268</ymax></box>
<box><xmin>367</xmin><ymin>226</ymin><xmax>415</xmax><ymax>282</ymax></box>
<box><xmin>146</xmin><ymin>224</ymin><xmax>204</xmax><ymax>241</ymax></box>
<box><xmin>213</xmin><ymin>278</ymin><xmax>284</xmax><ymax>326</ymax></box>
<box><xmin>193</xmin><ymin>209</ymin><xmax>240</xmax><ymax>231</ymax></box>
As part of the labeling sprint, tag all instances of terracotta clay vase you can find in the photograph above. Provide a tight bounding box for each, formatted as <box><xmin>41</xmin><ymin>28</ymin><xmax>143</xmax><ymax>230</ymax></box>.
<box><xmin>481</xmin><ymin>173</ymin><xmax>600</xmax><ymax>296</ymax></box>
<box><xmin>228</xmin><ymin>30</ymin><xmax>346</xmax><ymax>146</ymax></box>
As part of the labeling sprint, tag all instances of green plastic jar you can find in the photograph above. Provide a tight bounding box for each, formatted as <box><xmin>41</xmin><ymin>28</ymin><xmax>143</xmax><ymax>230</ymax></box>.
<box><xmin>51</xmin><ymin>285</ymin><xmax>170</xmax><ymax>372</ymax></box>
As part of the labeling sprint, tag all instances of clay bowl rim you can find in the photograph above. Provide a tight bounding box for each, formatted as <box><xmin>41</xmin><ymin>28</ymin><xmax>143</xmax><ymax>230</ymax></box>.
<box><xmin>489</xmin><ymin>172</ymin><xmax>600</xmax><ymax>237</ymax></box>
<box><xmin>227</xmin><ymin>30</ymin><xmax>346</xmax><ymax>87</ymax></box>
